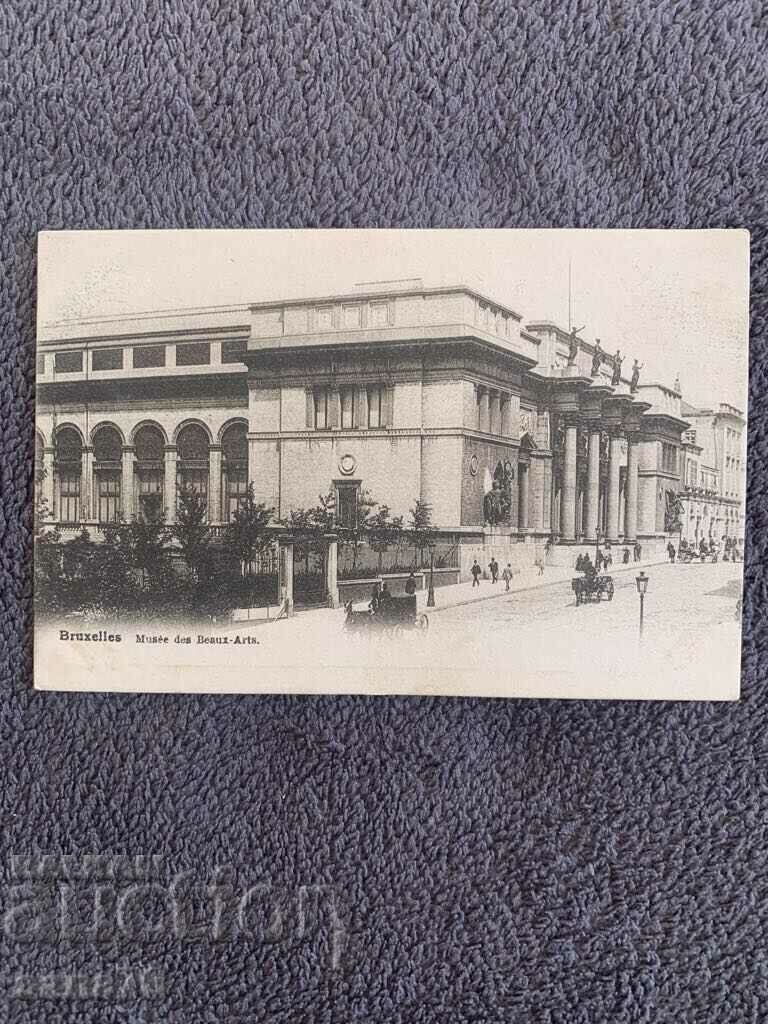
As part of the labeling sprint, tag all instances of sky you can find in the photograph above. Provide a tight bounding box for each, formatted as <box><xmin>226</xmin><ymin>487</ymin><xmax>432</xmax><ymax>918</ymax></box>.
<box><xmin>37</xmin><ymin>229</ymin><xmax>750</xmax><ymax>410</ymax></box>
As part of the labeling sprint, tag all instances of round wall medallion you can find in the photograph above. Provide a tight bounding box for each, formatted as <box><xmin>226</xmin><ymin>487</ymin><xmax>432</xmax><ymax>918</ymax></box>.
<box><xmin>469</xmin><ymin>454</ymin><xmax>479</xmax><ymax>476</ymax></box>
<box><xmin>339</xmin><ymin>453</ymin><xmax>357</xmax><ymax>476</ymax></box>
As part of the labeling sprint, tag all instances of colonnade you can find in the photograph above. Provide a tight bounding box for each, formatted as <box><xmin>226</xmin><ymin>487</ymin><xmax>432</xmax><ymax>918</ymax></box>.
<box><xmin>557</xmin><ymin>422</ymin><xmax>642</xmax><ymax>544</ymax></box>
<box><xmin>476</xmin><ymin>386</ymin><xmax>514</xmax><ymax>436</ymax></box>
<box><xmin>38</xmin><ymin>440</ymin><xmax>242</xmax><ymax>528</ymax></box>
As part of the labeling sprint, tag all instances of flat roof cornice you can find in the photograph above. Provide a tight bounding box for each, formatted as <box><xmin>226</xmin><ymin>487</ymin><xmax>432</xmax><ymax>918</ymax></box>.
<box><xmin>248</xmin><ymin>284</ymin><xmax>524</xmax><ymax>322</ymax></box>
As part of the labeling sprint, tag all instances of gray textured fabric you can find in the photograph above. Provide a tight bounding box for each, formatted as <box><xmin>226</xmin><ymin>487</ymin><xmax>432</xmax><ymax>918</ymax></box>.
<box><xmin>2</xmin><ymin>2</ymin><xmax>766</xmax><ymax>1021</ymax></box>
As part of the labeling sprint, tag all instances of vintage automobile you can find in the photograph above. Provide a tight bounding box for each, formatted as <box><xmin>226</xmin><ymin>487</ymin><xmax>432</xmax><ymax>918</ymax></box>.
<box><xmin>344</xmin><ymin>594</ymin><xmax>430</xmax><ymax>636</ymax></box>
<box><xmin>571</xmin><ymin>571</ymin><xmax>615</xmax><ymax>605</ymax></box>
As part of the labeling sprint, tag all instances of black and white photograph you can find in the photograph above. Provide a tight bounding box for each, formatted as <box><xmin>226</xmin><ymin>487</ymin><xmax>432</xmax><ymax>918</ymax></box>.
<box><xmin>33</xmin><ymin>229</ymin><xmax>749</xmax><ymax>698</ymax></box>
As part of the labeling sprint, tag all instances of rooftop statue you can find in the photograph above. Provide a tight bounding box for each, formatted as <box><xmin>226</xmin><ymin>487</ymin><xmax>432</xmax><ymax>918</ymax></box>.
<box><xmin>630</xmin><ymin>359</ymin><xmax>643</xmax><ymax>394</ymax></box>
<box><xmin>611</xmin><ymin>350</ymin><xmax>623</xmax><ymax>386</ymax></box>
<box><xmin>567</xmin><ymin>325</ymin><xmax>584</xmax><ymax>366</ymax></box>
<box><xmin>591</xmin><ymin>339</ymin><xmax>603</xmax><ymax>377</ymax></box>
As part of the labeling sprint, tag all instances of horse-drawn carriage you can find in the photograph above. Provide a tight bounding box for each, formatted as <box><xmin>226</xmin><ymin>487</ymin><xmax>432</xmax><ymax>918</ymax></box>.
<box><xmin>679</xmin><ymin>543</ymin><xmax>717</xmax><ymax>563</ymax></box>
<box><xmin>572</xmin><ymin>571</ymin><xmax>614</xmax><ymax>605</ymax></box>
<box><xmin>344</xmin><ymin>594</ymin><xmax>430</xmax><ymax>636</ymax></box>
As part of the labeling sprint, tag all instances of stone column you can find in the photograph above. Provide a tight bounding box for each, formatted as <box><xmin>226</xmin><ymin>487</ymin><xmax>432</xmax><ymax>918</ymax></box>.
<box><xmin>121</xmin><ymin>446</ymin><xmax>135</xmax><ymax>523</ymax></box>
<box><xmin>607</xmin><ymin>431</ymin><xmax>623</xmax><ymax>542</ymax></box>
<box><xmin>325</xmin><ymin>533</ymin><xmax>338</xmax><ymax>608</ymax></box>
<box><xmin>478</xmin><ymin>388</ymin><xmax>490</xmax><ymax>433</ymax></box>
<box><xmin>624</xmin><ymin>435</ymin><xmax>640</xmax><ymax>542</ymax></box>
<box><xmin>208</xmin><ymin>445</ymin><xmax>223</xmax><ymax>524</ymax></box>
<box><xmin>518</xmin><ymin>465</ymin><xmax>529</xmax><ymax>530</ymax></box>
<box><xmin>542</xmin><ymin>458</ymin><xmax>552</xmax><ymax>534</ymax></box>
<box><xmin>585</xmin><ymin>427</ymin><xmax>601</xmax><ymax>544</ymax></box>
<box><xmin>164</xmin><ymin>446</ymin><xmax>177</xmax><ymax>525</ymax></box>
<box><xmin>530</xmin><ymin>458</ymin><xmax>545</xmax><ymax>531</ymax></box>
<box><xmin>81</xmin><ymin>446</ymin><xmax>93</xmax><ymax>521</ymax></box>
<box><xmin>500</xmin><ymin>396</ymin><xmax>511</xmax><ymax>436</ymax></box>
<box><xmin>42</xmin><ymin>447</ymin><xmax>55</xmax><ymax>516</ymax></box>
<box><xmin>279</xmin><ymin>537</ymin><xmax>294</xmax><ymax>615</ymax></box>
<box><xmin>560</xmin><ymin>421</ymin><xmax>578</xmax><ymax>541</ymax></box>
<box><xmin>490</xmin><ymin>392</ymin><xmax>502</xmax><ymax>435</ymax></box>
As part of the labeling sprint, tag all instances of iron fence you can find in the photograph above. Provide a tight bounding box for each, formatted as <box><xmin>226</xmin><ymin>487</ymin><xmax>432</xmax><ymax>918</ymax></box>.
<box><xmin>337</xmin><ymin>537</ymin><xmax>459</xmax><ymax>580</ymax></box>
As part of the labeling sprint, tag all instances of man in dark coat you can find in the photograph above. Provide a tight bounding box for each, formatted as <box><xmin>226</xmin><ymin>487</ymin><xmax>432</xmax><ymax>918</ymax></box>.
<box><xmin>471</xmin><ymin>559</ymin><xmax>482</xmax><ymax>587</ymax></box>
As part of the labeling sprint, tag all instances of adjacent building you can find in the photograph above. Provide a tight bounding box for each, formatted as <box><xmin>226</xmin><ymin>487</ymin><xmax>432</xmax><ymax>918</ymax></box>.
<box><xmin>36</xmin><ymin>279</ymin><xmax>739</xmax><ymax>576</ymax></box>
<box><xmin>678</xmin><ymin>401</ymin><xmax>746</xmax><ymax>547</ymax></box>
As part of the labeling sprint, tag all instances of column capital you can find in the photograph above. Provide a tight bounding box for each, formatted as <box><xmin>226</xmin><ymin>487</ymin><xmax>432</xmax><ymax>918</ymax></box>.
<box><xmin>580</xmin><ymin>383</ymin><xmax>613</xmax><ymax>421</ymax></box>
<box><xmin>164</xmin><ymin>444</ymin><xmax>178</xmax><ymax>453</ymax></box>
<box><xmin>582</xmin><ymin>413</ymin><xmax>604</xmax><ymax>429</ymax></box>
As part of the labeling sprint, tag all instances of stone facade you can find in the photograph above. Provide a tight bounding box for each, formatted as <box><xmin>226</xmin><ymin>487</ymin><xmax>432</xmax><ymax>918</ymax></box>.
<box><xmin>677</xmin><ymin>402</ymin><xmax>746</xmax><ymax>545</ymax></box>
<box><xmin>36</xmin><ymin>283</ymin><xmax>725</xmax><ymax>575</ymax></box>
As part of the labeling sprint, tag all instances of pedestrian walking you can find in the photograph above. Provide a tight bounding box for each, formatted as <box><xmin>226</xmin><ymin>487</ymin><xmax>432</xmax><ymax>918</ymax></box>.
<box><xmin>622</xmin><ymin>547</ymin><xmax>630</xmax><ymax>564</ymax></box>
<box><xmin>471</xmin><ymin>559</ymin><xmax>482</xmax><ymax>587</ymax></box>
<box><xmin>667</xmin><ymin>541</ymin><xmax>676</xmax><ymax>564</ymax></box>
<box><xmin>489</xmin><ymin>558</ymin><xmax>499</xmax><ymax>584</ymax></box>
<box><xmin>405</xmin><ymin>571</ymin><xmax>417</xmax><ymax>595</ymax></box>
<box><xmin>535</xmin><ymin>558</ymin><xmax>545</xmax><ymax>575</ymax></box>
<box><xmin>502</xmin><ymin>563</ymin><xmax>514</xmax><ymax>591</ymax></box>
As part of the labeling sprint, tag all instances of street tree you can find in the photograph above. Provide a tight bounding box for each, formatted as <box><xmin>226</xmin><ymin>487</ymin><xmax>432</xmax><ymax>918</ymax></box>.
<box><xmin>174</xmin><ymin>486</ymin><xmax>211</xmax><ymax>582</ymax></box>
<box><xmin>280</xmin><ymin>491</ymin><xmax>336</xmax><ymax>574</ymax></box>
<box><xmin>337</xmin><ymin>489</ymin><xmax>376</xmax><ymax>572</ymax></box>
<box><xmin>90</xmin><ymin>526</ymin><xmax>141</xmax><ymax>616</ymax></box>
<box><xmin>226</xmin><ymin>484</ymin><xmax>274</xmax><ymax>574</ymax></box>
<box><xmin>408</xmin><ymin>499</ymin><xmax>437</xmax><ymax>568</ymax></box>
<box><xmin>125</xmin><ymin>493</ymin><xmax>173</xmax><ymax>587</ymax></box>
<box><xmin>366</xmin><ymin>505</ymin><xmax>404</xmax><ymax>574</ymax></box>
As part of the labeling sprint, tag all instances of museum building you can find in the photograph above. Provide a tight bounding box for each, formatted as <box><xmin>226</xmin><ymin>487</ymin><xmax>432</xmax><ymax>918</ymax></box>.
<box><xmin>36</xmin><ymin>280</ymin><xmax>700</xmax><ymax>571</ymax></box>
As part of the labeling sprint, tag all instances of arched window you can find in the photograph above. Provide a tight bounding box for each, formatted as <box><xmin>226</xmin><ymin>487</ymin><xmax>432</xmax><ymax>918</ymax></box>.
<box><xmin>92</xmin><ymin>425</ymin><xmax>123</xmax><ymax>523</ymax></box>
<box><xmin>221</xmin><ymin>423</ymin><xmax>248</xmax><ymax>522</ymax></box>
<box><xmin>134</xmin><ymin>424</ymin><xmax>165</xmax><ymax>520</ymax></box>
<box><xmin>177</xmin><ymin>423</ymin><xmax>209</xmax><ymax>510</ymax></box>
<box><xmin>54</xmin><ymin>427</ymin><xmax>82</xmax><ymax>523</ymax></box>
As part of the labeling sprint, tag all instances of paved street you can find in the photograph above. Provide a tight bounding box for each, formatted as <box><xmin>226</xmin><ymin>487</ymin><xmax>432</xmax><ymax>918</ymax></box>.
<box><xmin>47</xmin><ymin>559</ymin><xmax>740</xmax><ymax>697</ymax></box>
<box><xmin>241</xmin><ymin>560</ymin><xmax>743</xmax><ymax>701</ymax></box>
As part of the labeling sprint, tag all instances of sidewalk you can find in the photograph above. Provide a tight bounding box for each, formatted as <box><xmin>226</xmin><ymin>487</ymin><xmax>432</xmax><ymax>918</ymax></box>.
<box><xmin>361</xmin><ymin>555</ymin><xmax>670</xmax><ymax>616</ymax></box>
<box><xmin>225</xmin><ymin>556</ymin><xmax>672</xmax><ymax>632</ymax></box>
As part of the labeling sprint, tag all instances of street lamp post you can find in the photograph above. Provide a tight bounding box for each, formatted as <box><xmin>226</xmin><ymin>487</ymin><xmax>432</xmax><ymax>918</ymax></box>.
<box><xmin>427</xmin><ymin>541</ymin><xmax>436</xmax><ymax>608</ymax></box>
<box><xmin>635</xmin><ymin>571</ymin><xmax>649</xmax><ymax>638</ymax></box>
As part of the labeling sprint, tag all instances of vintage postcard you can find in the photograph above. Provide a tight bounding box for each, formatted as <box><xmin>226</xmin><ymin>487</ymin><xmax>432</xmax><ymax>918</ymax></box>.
<box><xmin>33</xmin><ymin>229</ymin><xmax>748</xmax><ymax>698</ymax></box>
